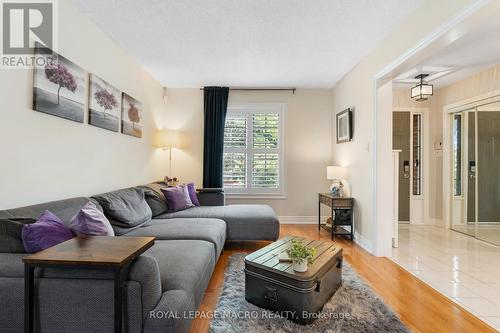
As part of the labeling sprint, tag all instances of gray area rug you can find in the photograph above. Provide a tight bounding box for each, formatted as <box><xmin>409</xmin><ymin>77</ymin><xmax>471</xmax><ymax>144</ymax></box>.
<box><xmin>209</xmin><ymin>253</ymin><xmax>409</xmax><ymax>333</ymax></box>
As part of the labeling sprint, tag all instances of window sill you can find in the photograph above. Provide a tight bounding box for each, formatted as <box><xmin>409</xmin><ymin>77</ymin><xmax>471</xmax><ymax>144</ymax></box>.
<box><xmin>226</xmin><ymin>194</ymin><xmax>287</xmax><ymax>200</ymax></box>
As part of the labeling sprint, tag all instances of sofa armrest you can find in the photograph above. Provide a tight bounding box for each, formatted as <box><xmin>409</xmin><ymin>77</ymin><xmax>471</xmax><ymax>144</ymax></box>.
<box><xmin>0</xmin><ymin>253</ymin><xmax>25</xmax><ymax>278</ymax></box>
<box><xmin>0</xmin><ymin>252</ymin><xmax>162</xmax><ymax>320</ymax></box>
<box><xmin>196</xmin><ymin>188</ymin><xmax>225</xmax><ymax>206</ymax></box>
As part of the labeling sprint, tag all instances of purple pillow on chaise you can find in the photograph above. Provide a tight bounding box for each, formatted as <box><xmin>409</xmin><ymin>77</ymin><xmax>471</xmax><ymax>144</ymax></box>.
<box><xmin>186</xmin><ymin>182</ymin><xmax>200</xmax><ymax>206</ymax></box>
<box><xmin>70</xmin><ymin>201</ymin><xmax>115</xmax><ymax>236</ymax></box>
<box><xmin>161</xmin><ymin>185</ymin><xmax>194</xmax><ymax>212</ymax></box>
<box><xmin>22</xmin><ymin>210</ymin><xmax>74</xmax><ymax>253</ymax></box>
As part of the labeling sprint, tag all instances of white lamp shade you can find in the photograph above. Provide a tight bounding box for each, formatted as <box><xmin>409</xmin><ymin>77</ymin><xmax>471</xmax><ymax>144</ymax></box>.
<box><xmin>156</xmin><ymin>129</ymin><xmax>181</xmax><ymax>149</ymax></box>
<box><xmin>327</xmin><ymin>166</ymin><xmax>347</xmax><ymax>180</ymax></box>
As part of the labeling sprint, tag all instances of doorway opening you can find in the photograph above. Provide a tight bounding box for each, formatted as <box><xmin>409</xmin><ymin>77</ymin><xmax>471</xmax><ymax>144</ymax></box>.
<box><xmin>393</xmin><ymin>108</ymin><xmax>428</xmax><ymax>225</ymax></box>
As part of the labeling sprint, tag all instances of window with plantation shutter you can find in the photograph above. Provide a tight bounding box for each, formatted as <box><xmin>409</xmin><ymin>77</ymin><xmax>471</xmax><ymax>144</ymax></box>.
<box><xmin>223</xmin><ymin>103</ymin><xmax>285</xmax><ymax>197</ymax></box>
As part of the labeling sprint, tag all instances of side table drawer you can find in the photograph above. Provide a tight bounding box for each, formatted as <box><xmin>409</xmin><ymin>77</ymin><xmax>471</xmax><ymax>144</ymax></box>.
<box><xmin>332</xmin><ymin>199</ymin><xmax>352</xmax><ymax>208</ymax></box>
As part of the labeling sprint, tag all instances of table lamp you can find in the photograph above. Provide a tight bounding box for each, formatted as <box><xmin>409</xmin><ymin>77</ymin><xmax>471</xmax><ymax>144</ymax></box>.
<box><xmin>326</xmin><ymin>166</ymin><xmax>347</xmax><ymax>197</ymax></box>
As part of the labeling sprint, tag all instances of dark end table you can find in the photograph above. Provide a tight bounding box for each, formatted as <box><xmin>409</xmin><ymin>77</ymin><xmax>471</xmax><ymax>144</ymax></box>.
<box><xmin>22</xmin><ymin>236</ymin><xmax>155</xmax><ymax>333</ymax></box>
<box><xmin>318</xmin><ymin>193</ymin><xmax>354</xmax><ymax>241</ymax></box>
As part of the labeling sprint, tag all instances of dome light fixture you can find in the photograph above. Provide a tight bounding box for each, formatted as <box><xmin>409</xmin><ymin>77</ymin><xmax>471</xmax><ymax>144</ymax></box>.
<box><xmin>411</xmin><ymin>74</ymin><xmax>433</xmax><ymax>101</ymax></box>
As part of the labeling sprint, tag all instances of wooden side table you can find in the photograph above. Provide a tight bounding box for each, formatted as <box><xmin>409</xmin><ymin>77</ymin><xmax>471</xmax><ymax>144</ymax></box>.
<box><xmin>23</xmin><ymin>236</ymin><xmax>155</xmax><ymax>333</ymax></box>
<box><xmin>318</xmin><ymin>193</ymin><xmax>354</xmax><ymax>241</ymax></box>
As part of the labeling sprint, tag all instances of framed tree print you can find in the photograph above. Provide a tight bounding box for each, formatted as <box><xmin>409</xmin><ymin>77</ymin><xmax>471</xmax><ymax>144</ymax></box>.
<box><xmin>88</xmin><ymin>74</ymin><xmax>121</xmax><ymax>132</ymax></box>
<box><xmin>121</xmin><ymin>93</ymin><xmax>143</xmax><ymax>138</ymax></box>
<box><xmin>33</xmin><ymin>44</ymin><xmax>86</xmax><ymax>123</ymax></box>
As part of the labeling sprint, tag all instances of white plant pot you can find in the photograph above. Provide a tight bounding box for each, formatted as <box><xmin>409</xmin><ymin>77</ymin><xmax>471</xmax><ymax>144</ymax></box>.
<box><xmin>292</xmin><ymin>260</ymin><xmax>308</xmax><ymax>272</ymax></box>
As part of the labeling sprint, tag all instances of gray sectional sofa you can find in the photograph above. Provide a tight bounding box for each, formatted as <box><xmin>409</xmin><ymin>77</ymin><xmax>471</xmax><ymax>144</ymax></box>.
<box><xmin>0</xmin><ymin>182</ymin><xmax>280</xmax><ymax>333</ymax></box>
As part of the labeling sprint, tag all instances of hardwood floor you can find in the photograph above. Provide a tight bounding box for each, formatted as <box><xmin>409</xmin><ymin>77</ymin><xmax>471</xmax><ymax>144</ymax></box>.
<box><xmin>189</xmin><ymin>225</ymin><xmax>497</xmax><ymax>333</ymax></box>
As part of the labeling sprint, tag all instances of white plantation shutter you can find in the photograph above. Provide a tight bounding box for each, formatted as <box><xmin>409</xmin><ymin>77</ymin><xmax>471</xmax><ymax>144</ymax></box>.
<box><xmin>224</xmin><ymin>116</ymin><xmax>247</xmax><ymax>148</ymax></box>
<box><xmin>252</xmin><ymin>153</ymin><xmax>279</xmax><ymax>188</ymax></box>
<box><xmin>223</xmin><ymin>104</ymin><xmax>285</xmax><ymax>196</ymax></box>
<box><xmin>223</xmin><ymin>152</ymin><xmax>247</xmax><ymax>188</ymax></box>
<box><xmin>253</xmin><ymin>113</ymin><xmax>279</xmax><ymax>149</ymax></box>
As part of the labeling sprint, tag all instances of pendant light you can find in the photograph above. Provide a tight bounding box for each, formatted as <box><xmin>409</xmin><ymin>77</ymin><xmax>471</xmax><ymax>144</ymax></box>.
<box><xmin>411</xmin><ymin>74</ymin><xmax>433</xmax><ymax>101</ymax></box>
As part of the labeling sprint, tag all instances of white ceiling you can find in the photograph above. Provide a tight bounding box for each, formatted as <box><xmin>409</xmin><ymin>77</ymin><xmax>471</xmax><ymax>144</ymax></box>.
<box><xmin>393</xmin><ymin>3</ymin><xmax>500</xmax><ymax>89</ymax></box>
<box><xmin>71</xmin><ymin>0</ymin><xmax>422</xmax><ymax>88</ymax></box>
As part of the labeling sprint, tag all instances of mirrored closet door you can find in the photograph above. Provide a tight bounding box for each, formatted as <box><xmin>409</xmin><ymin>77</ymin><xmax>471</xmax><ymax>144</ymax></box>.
<box><xmin>450</xmin><ymin>100</ymin><xmax>500</xmax><ymax>246</ymax></box>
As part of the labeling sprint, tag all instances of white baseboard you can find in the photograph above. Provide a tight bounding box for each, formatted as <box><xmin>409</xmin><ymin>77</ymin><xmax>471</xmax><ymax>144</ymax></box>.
<box><xmin>354</xmin><ymin>231</ymin><xmax>373</xmax><ymax>253</ymax></box>
<box><xmin>429</xmin><ymin>218</ymin><xmax>443</xmax><ymax>225</ymax></box>
<box><xmin>279</xmin><ymin>216</ymin><xmax>374</xmax><ymax>254</ymax></box>
<box><xmin>406</xmin><ymin>219</ymin><xmax>442</xmax><ymax>226</ymax></box>
<box><xmin>279</xmin><ymin>216</ymin><xmax>317</xmax><ymax>224</ymax></box>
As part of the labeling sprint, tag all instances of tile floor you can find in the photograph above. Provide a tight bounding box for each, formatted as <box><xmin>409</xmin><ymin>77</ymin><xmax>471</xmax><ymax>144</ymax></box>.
<box><xmin>391</xmin><ymin>224</ymin><xmax>500</xmax><ymax>331</ymax></box>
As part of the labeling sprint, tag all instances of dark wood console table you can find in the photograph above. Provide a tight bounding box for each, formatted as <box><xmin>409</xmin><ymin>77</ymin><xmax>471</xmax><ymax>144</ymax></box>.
<box><xmin>318</xmin><ymin>193</ymin><xmax>354</xmax><ymax>241</ymax></box>
<box><xmin>23</xmin><ymin>236</ymin><xmax>155</xmax><ymax>333</ymax></box>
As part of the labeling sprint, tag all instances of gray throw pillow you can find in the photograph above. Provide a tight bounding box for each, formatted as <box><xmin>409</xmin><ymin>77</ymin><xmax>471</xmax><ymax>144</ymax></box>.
<box><xmin>92</xmin><ymin>188</ymin><xmax>152</xmax><ymax>228</ymax></box>
<box><xmin>137</xmin><ymin>183</ymin><xmax>169</xmax><ymax>217</ymax></box>
<box><xmin>0</xmin><ymin>217</ymin><xmax>36</xmax><ymax>253</ymax></box>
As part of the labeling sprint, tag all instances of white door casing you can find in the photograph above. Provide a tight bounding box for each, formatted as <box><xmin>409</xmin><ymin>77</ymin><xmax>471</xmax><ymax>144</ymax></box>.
<box><xmin>393</xmin><ymin>107</ymin><xmax>430</xmax><ymax>225</ymax></box>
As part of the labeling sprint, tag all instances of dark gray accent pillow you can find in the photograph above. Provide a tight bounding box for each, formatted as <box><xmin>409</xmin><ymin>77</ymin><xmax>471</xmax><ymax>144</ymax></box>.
<box><xmin>137</xmin><ymin>183</ymin><xmax>169</xmax><ymax>217</ymax></box>
<box><xmin>0</xmin><ymin>217</ymin><xmax>36</xmax><ymax>253</ymax></box>
<box><xmin>92</xmin><ymin>188</ymin><xmax>152</xmax><ymax>228</ymax></box>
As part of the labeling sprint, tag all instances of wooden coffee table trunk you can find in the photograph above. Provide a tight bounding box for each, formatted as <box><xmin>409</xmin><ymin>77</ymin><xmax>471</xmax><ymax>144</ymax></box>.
<box><xmin>244</xmin><ymin>236</ymin><xmax>343</xmax><ymax>324</ymax></box>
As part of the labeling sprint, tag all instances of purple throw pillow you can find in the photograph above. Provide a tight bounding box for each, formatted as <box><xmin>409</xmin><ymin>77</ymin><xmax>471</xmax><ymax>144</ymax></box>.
<box><xmin>21</xmin><ymin>210</ymin><xmax>74</xmax><ymax>253</ymax></box>
<box><xmin>186</xmin><ymin>182</ymin><xmax>200</xmax><ymax>206</ymax></box>
<box><xmin>161</xmin><ymin>185</ymin><xmax>194</xmax><ymax>212</ymax></box>
<box><xmin>70</xmin><ymin>202</ymin><xmax>115</xmax><ymax>236</ymax></box>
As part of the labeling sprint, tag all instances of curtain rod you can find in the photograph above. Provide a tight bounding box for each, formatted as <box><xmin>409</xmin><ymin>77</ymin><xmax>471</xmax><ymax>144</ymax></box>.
<box><xmin>200</xmin><ymin>87</ymin><xmax>296</xmax><ymax>94</ymax></box>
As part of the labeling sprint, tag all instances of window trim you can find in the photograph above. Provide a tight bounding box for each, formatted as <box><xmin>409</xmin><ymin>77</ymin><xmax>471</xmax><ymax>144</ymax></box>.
<box><xmin>224</xmin><ymin>102</ymin><xmax>286</xmax><ymax>198</ymax></box>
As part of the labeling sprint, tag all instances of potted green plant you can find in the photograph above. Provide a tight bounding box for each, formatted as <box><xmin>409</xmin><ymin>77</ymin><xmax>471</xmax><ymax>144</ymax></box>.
<box><xmin>286</xmin><ymin>239</ymin><xmax>317</xmax><ymax>272</ymax></box>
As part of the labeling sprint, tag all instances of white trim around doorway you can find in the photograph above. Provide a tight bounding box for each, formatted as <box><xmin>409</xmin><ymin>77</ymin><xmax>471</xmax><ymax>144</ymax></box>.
<box><xmin>393</xmin><ymin>107</ymin><xmax>431</xmax><ymax>225</ymax></box>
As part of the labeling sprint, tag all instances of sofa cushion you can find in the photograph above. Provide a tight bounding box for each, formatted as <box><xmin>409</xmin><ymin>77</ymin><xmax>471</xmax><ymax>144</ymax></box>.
<box><xmin>186</xmin><ymin>183</ymin><xmax>200</xmax><ymax>206</ymax></box>
<box><xmin>161</xmin><ymin>185</ymin><xmax>194</xmax><ymax>212</ymax></box>
<box><xmin>69</xmin><ymin>202</ymin><xmax>115</xmax><ymax>236</ymax></box>
<box><xmin>0</xmin><ymin>197</ymin><xmax>102</xmax><ymax>226</ymax></box>
<box><xmin>0</xmin><ymin>217</ymin><xmax>36</xmax><ymax>253</ymax></box>
<box><xmin>143</xmin><ymin>240</ymin><xmax>215</xmax><ymax>299</ymax></box>
<box><xmin>137</xmin><ymin>183</ymin><xmax>169</xmax><ymax>217</ymax></box>
<box><xmin>123</xmin><ymin>218</ymin><xmax>226</xmax><ymax>257</ymax></box>
<box><xmin>155</xmin><ymin>205</ymin><xmax>280</xmax><ymax>241</ymax></box>
<box><xmin>92</xmin><ymin>188</ymin><xmax>152</xmax><ymax>228</ymax></box>
<box><xmin>21</xmin><ymin>210</ymin><xmax>75</xmax><ymax>253</ymax></box>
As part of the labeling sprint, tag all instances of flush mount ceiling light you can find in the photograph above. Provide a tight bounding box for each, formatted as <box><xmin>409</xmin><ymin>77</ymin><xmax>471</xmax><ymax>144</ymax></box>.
<box><xmin>411</xmin><ymin>74</ymin><xmax>433</xmax><ymax>101</ymax></box>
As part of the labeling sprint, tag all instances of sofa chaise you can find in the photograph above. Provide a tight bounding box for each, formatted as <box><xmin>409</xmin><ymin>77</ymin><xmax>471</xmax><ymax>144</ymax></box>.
<box><xmin>0</xmin><ymin>182</ymin><xmax>280</xmax><ymax>333</ymax></box>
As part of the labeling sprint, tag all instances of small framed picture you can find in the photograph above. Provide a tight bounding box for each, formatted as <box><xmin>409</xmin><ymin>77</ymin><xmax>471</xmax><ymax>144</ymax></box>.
<box><xmin>336</xmin><ymin>108</ymin><xmax>353</xmax><ymax>143</ymax></box>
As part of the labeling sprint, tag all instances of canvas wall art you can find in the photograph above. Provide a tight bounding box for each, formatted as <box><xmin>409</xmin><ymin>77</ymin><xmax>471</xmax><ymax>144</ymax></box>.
<box><xmin>88</xmin><ymin>74</ymin><xmax>121</xmax><ymax>132</ymax></box>
<box><xmin>121</xmin><ymin>93</ymin><xmax>143</xmax><ymax>138</ymax></box>
<box><xmin>33</xmin><ymin>45</ymin><xmax>86</xmax><ymax>123</ymax></box>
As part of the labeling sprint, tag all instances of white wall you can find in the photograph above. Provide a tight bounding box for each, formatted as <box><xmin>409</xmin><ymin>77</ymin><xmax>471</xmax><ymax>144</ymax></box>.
<box><xmin>0</xmin><ymin>0</ymin><xmax>166</xmax><ymax>209</ymax></box>
<box><xmin>375</xmin><ymin>81</ymin><xmax>394</xmax><ymax>256</ymax></box>
<box><xmin>331</xmin><ymin>0</ymin><xmax>480</xmax><ymax>254</ymax></box>
<box><xmin>164</xmin><ymin>88</ymin><xmax>333</xmax><ymax>218</ymax></box>
<box><xmin>159</xmin><ymin>89</ymin><xmax>205</xmax><ymax>187</ymax></box>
